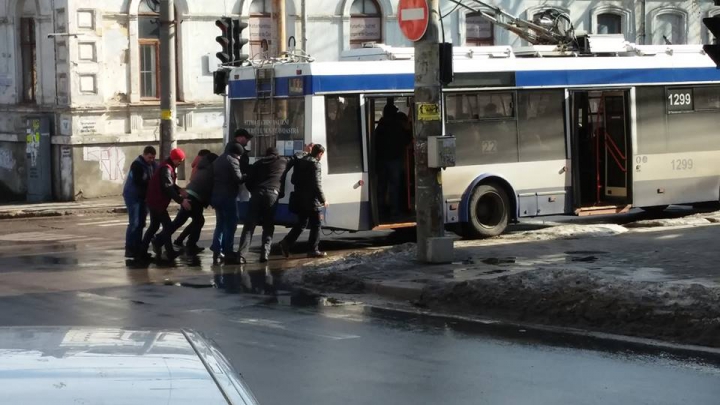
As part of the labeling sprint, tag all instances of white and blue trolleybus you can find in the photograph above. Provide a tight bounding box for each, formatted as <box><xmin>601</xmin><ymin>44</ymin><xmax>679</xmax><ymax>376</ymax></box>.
<box><xmin>225</xmin><ymin>39</ymin><xmax>720</xmax><ymax>238</ymax></box>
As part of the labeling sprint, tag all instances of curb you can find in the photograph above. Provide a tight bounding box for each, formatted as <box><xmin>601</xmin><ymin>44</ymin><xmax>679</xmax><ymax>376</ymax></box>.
<box><xmin>362</xmin><ymin>304</ymin><xmax>720</xmax><ymax>361</ymax></box>
<box><xmin>0</xmin><ymin>205</ymin><xmax>185</xmax><ymax>220</ymax></box>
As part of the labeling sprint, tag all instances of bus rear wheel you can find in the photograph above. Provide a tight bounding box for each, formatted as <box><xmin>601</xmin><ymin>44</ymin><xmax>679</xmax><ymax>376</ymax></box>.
<box><xmin>463</xmin><ymin>184</ymin><xmax>510</xmax><ymax>239</ymax></box>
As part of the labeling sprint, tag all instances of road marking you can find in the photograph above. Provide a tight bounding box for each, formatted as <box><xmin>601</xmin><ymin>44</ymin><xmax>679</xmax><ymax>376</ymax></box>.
<box><xmin>78</xmin><ymin>219</ymin><xmax>127</xmax><ymax>226</ymax></box>
<box><xmin>401</xmin><ymin>7</ymin><xmax>424</xmax><ymax>21</ymax></box>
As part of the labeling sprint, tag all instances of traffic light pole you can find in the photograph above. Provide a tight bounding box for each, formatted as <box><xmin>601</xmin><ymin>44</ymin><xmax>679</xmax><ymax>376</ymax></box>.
<box><xmin>160</xmin><ymin>0</ymin><xmax>177</xmax><ymax>160</ymax></box>
<box><xmin>414</xmin><ymin>0</ymin><xmax>447</xmax><ymax>263</ymax></box>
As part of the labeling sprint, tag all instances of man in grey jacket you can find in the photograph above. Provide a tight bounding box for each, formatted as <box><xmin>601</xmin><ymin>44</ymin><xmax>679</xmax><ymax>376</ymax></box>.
<box><xmin>210</xmin><ymin>142</ymin><xmax>246</xmax><ymax>264</ymax></box>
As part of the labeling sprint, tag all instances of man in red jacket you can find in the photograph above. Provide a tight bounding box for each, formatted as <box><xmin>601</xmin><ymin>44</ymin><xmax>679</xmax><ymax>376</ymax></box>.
<box><xmin>141</xmin><ymin>148</ymin><xmax>191</xmax><ymax>260</ymax></box>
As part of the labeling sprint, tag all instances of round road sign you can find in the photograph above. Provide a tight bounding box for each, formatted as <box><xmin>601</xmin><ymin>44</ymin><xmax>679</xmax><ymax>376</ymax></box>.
<box><xmin>398</xmin><ymin>0</ymin><xmax>429</xmax><ymax>42</ymax></box>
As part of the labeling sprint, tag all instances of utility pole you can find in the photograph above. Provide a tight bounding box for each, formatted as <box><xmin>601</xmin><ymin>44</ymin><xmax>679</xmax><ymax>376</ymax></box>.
<box><xmin>273</xmin><ymin>0</ymin><xmax>286</xmax><ymax>55</ymax></box>
<box><xmin>159</xmin><ymin>0</ymin><xmax>177</xmax><ymax>159</ymax></box>
<box><xmin>413</xmin><ymin>0</ymin><xmax>446</xmax><ymax>262</ymax></box>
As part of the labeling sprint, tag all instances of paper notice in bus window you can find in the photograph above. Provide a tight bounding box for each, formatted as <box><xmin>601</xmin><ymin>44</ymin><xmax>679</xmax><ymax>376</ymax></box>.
<box><xmin>294</xmin><ymin>140</ymin><xmax>303</xmax><ymax>153</ymax></box>
<box><xmin>418</xmin><ymin>103</ymin><xmax>441</xmax><ymax>121</ymax></box>
<box><xmin>285</xmin><ymin>141</ymin><xmax>294</xmax><ymax>156</ymax></box>
<box><xmin>276</xmin><ymin>141</ymin><xmax>285</xmax><ymax>155</ymax></box>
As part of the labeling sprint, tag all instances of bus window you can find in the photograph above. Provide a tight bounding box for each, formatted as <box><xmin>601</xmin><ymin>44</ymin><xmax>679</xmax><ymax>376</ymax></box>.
<box><xmin>326</xmin><ymin>95</ymin><xmax>363</xmax><ymax>174</ymax></box>
<box><xmin>230</xmin><ymin>97</ymin><xmax>305</xmax><ymax>157</ymax></box>
<box><xmin>517</xmin><ymin>90</ymin><xmax>566</xmax><ymax>162</ymax></box>
<box><xmin>445</xmin><ymin>92</ymin><xmax>518</xmax><ymax>165</ymax></box>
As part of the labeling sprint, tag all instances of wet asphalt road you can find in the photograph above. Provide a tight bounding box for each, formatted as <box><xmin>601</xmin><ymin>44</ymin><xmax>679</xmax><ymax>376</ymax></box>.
<box><xmin>0</xmin><ymin>213</ymin><xmax>719</xmax><ymax>404</ymax></box>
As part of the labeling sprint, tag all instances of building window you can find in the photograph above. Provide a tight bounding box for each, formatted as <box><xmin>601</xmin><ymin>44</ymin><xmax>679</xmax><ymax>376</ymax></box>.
<box><xmin>597</xmin><ymin>13</ymin><xmax>622</xmax><ymax>35</ymax></box>
<box><xmin>139</xmin><ymin>2</ymin><xmax>160</xmax><ymax>99</ymax></box>
<box><xmin>350</xmin><ymin>0</ymin><xmax>382</xmax><ymax>49</ymax></box>
<box><xmin>466</xmin><ymin>12</ymin><xmax>494</xmax><ymax>46</ymax></box>
<box><xmin>249</xmin><ymin>0</ymin><xmax>272</xmax><ymax>57</ymax></box>
<box><xmin>20</xmin><ymin>17</ymin><xmax>37</xmax><ymax>103</ymax></box>
<box><xmin>654</xmin><ymin>13</ymin><xmax>684</xmax><ymax>45</ymax></box>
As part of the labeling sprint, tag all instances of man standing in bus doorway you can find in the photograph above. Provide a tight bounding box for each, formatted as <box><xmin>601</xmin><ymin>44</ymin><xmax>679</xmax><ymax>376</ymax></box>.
<box><xmin>237</xmin><ymin>147</ymin><xmax>288</xmax><ymax>263</ymax></box>
<box><xmin>123</xmin><ymin>146</ymin><xmax>158</xmax><ymax>260</ymax></box>
<box><xmin>143</xmin><ymin>148</ymin><xmax>191</xmax><ymax>261</ymax></box>
<box><xmin>278</xmin><ymin>144</ymin><xmax>328</xmax><ymax>259</ymax></box>
<box><xmin>210</xmin><ymin>142</ymin><xmax>246</xmax><ymax>265</ymax></box>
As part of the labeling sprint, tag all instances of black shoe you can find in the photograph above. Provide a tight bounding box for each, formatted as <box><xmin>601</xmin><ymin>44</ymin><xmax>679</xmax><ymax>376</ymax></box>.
<box><xmin>259</xmin><ymin>255</ymin><xmax>268</xmax><ymax>263</ymax></box>
<box><xmin>152</xmin><ymin>240</ymin><xmax>162</xmax><ymax>258</ymax></box>
<box><xmin>224</xmin><ymin>256</ymin><xmax>242</xmax><ymax>265</ymax></box>
<box><xmin>185</xmin><ymin>245</ymin><xmax>205</xmax><ymax>256</ymax></box>
<box><xmin>174</xmin><ymin>239</ymin><xmax>184</xmax><ymax>248</ymax></box>
<box><xmin>125</xmin><ymin>249</ymin><xmax>135</xmax><ymax>258</ymax></box>
<box><xmin>307</xmin><ymin>251</ymin><xmax>327</xmax><ymax>258</ymax></box>
<box><xmin>134</xmin><ymin>251</ymin><xmax>152</xmax><ymax>261</ymax></box>
<box><xmin>212</xmin><ymin>251</ymin><xmax>225</xmax><ymax>265</ymax></box>
<box><xmin>166</xmin><ymin>249</ymin><xmax>181</xmax><ymax>261</ymax></box>
<box><xmin>278</xmin><ymin>240</ymin><xmax>290</xmax><ymax>258</ymax></box>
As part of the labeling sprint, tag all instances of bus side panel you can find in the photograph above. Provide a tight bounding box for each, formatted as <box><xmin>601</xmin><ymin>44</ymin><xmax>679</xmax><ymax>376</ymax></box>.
<box><xmin>633</xmin><ymin>85</ymin><xmax>720</xmax><ymax>207</ymax></box>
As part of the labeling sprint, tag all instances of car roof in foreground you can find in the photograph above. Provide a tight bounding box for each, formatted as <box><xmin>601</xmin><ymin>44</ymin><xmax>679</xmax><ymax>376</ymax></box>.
<box><xmin>0</xmin><ymin>327</ymin><xmax>258</xmax><ymax>405</ymax></box>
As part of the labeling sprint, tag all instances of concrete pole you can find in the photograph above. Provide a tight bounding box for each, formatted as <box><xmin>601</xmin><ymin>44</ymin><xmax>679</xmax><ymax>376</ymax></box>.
<box><xmin>159</xmin><ymin>0</ymin><xmax>177</xmax><ymax>160</ymax></box>
<box><xmin>414</xmin><ymin>0</ymin><xmax>445</xmax><ymax>262</ymax></box>
<box><xmin>273</xmin><ymin>0</ymin><xmax>286</xmax><ymax>55</ymax></box>
<box><xmin>301</xmin><ymin>0</ymin><xmax>307</xmax><ymax>51</ymax></box>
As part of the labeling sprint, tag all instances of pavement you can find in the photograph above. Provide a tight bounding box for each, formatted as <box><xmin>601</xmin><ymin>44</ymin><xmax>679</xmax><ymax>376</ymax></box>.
<box><xmin>0</xmin><ymin>211</ymin><xmax>719</xmax><ymax>404</ymax></box>
<box><xmin>282</xmin><ymin>209</ymin><xmax>720</xmax><ymax>349</ymax></box>
<box><xmin>0</xmin><ymin>197</ymin><xmax>128</xmax><ymax>219</ymax></box>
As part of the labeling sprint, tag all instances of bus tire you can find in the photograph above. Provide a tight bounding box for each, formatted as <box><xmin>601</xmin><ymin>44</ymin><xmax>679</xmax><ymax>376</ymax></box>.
<box><xmin>463</xmin><ymin>184</ymin><xmax>510</xmax><ymax>239</ymax></box>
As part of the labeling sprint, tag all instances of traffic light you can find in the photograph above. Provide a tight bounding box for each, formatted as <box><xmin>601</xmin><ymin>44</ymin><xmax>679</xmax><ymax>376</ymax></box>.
<box><xmin>703</xmin><ymin>17</ymin><xmax>720</xmax><ymax>68</ymax></box>
<box><xmin>232</xmin><ymin>19</ymin><xmax>249</xmax><ymax>63</ymax></box>
<box><xmin>215</xmin><ymin>17</ymin><xmax>233</xmax><ymax>64</ymax></box>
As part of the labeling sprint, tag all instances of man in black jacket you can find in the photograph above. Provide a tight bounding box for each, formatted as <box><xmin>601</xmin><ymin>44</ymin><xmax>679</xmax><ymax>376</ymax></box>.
<box><xmin>122</xmin><ymin>146</ymin><xmax>157</xmax><ymax>259</ymax></box>
<box><xmin>229</xmin><ymin>128</ymin><xmax>252</xmax><ymax>175</ymax></box>
<box><xmin>278</xmin><ymin>144</ymin><xmax>328</xmax><ymax>258</ymax></box>
<box><xmin>169</xmin><ymin>152</ymin><xmax>218</xmax><ymax>255</ymax></box>
<box><xmin>211</xmin><ymin>142</ymin><xmax>246</xmax><ymax>264</ymax></box>
<box><xmin>237</xmin><ymin>147</ymin><xmax>288</xmax><ymax>263</ymax></box>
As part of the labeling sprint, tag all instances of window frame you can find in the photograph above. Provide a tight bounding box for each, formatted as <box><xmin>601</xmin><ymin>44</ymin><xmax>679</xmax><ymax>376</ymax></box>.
<box><xmin>249</xmin><ymin>0</ymin><xmax>272</xmax><ymax>58</ymax></box>
<box><xmin>596</xmin><ymin>12</ymin><xmax>622</xmax><ymax>35</ymax></box>
<box><xmin>350</xmin><ymin>0</ymin><xmax>383</xmax><ymax>48</ymax></box>
<box><xmin>651</xmin><ymin>10</ymin><xmax>687</xmax><ymax>45</ymax></box>
<box><xmin>325</xmin><ymin>94</ymin><xmax>364</xmax><ymax>175</ymax></box>
<box><xmin>465</xmin><ymin>12</ymin><xmax>495</xmax><ymax>46</ymax></box>
<box><xmin>19</xmin><ymin>17</ymin><xmax>37</xmax><ymax>104</ymax></box>
<box><xmin>139</xmin><ymin>39</ymin><xmax>160</xmax><ymax>99</ymax></box>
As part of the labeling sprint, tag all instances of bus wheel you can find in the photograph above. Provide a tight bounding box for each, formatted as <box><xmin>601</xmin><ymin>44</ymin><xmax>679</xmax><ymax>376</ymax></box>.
<box><xmin>464</xmin><ymin>184</ymin><xmax>510</xmax><ymax>238</ymax></box>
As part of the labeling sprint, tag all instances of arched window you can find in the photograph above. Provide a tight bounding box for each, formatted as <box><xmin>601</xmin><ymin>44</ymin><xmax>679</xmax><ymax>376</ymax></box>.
<box><xmin>654</xmin><ymin>12</ymin><xmax>685</xmax><ymax>45</ymax></box>
<box><xmin>465</xmin><ymin>12</ymin><xmax>494</xmax><ymax>46</ymax></box>
<box><xmin>249</xmin><ymin>0</ymin><xmax>272</xmax><ymax>57</ymax></box>
<box><xmin>350</xmin><ymin>0</ymin><xmax>382</xmax><ymax>49</ymax></box>
<box><xmin>138</xmin><ymin>2</ymin><xmax>160</xmax><ymax>99</ymax></box>
<box><xmin>597</xmin><ymin>13</ymin><xmax>622</xmax><ymax>35</ymax></box>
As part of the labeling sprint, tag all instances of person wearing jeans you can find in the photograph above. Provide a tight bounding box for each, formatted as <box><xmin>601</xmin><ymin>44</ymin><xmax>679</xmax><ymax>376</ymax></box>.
<box><xmin>210</xmin><ymin>141</ymin><xmax>248</xmax><ymax>264</ymax></box>
<box><xmin>122</xmin><ymin>146</ymin><xmax>157</xmax><ymax>259</ymax></box>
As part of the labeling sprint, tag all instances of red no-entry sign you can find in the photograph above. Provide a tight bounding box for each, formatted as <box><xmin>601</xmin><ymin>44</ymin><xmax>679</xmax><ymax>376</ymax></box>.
<box><xmin>398</xmin><ymin>0</ymin><xmax>429</xmax><ymax>42</ymax></box>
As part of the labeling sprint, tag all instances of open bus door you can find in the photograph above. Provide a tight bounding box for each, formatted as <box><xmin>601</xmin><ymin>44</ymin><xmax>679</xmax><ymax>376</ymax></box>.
<box><xmin>570</xmin><ymin>89</ymin><xmax>632</xmax><ymax>215</ymax></box>
<box><xmin>365</xmin><ymin>95</ymin><xmax>416</xmax><ymax>229</ymax></box>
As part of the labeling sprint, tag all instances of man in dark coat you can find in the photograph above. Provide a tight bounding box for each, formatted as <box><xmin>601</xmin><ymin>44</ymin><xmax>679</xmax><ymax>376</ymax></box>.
<box><xmin>278</xmin><ymin>144</ymin><xmax>328</xmax><ymax>258</ymax></box>
<box><xmin>169</xmin><ymin>152</ymin><xmax>218</xmax><ymax>255</ymax></box>
<box><xmin>279</xmin><ymin>143</ymin><xmax>313</xmax><ymax>199</ymax></box>
<box><xmin>229</xmin><ymin>128</ymin><xmax>252</xmax><ymax>175</ymax></box>
<box><xmin>174</xmin><ymin>149</ymin><xmax>211</xmax><ymax>248</ymax></box>
<box><xmin>142</xmin><ymin>148</ymin><xmax>191</xmax><ymax>260</ymax></box>
<box><xmin>237</xmin><ymin>147</ymin><xmax>288</xmax><ymax>263</ymax></box>
<box><xmin>122</xmin><ymin>146</ymin><xmax>157</xmax><ymax>259</ymax></box>
<box><xmin>210</xmin><ymin>142</ymin><xmax>246</xmax><ymax>264</ymax></box>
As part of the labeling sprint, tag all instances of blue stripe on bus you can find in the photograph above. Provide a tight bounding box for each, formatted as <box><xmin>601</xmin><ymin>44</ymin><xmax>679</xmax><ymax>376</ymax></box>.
<box><xmin>228</xmin><ymin>67</ymin><xmax>720</xmax><ymax>98</ymax></box>
<box><xmin>515</xmin><ymin>67</ymin><xmax>720</xmax><ymax>87</ymax></box>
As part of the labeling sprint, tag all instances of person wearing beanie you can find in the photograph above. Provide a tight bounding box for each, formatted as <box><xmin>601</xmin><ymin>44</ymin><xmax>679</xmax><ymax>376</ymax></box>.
<box><xmin>210</xmin><ymin>141</ymin><xmax>246</xmax><ymax>264</ymax></box>
<box><xmin>141</xmin><ymin>147</ymin><xmax>191</xmax><ymax>261</ymax></box>
<box><xmin>227</xmin><ymin>128</ymin><xmax>253</xmax><ymax>175</ymax></box>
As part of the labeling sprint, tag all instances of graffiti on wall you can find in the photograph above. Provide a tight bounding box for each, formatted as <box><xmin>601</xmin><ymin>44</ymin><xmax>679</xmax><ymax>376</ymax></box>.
<box><xmin>0</xmin><ymin>148</ymin><xmax>15</xmax><ymax>170</ymax></box>
<box><xmin>83</xmin><ymin>146</ymin><xmax>126</xmax><ymax>184</ymax></box>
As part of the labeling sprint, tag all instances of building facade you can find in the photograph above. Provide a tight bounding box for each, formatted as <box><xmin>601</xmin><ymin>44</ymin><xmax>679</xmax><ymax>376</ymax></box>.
<box><xmin>0</xmin><ymin>0</ymin><xmax>718</xmax><ymax>201</ymax></box>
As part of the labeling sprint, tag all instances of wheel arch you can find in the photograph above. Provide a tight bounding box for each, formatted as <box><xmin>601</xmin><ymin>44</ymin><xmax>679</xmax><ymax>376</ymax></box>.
<box><xmin>458</xmin><ymin>173</ymin><xmax>519</xmax><ymax>223</ymax></box>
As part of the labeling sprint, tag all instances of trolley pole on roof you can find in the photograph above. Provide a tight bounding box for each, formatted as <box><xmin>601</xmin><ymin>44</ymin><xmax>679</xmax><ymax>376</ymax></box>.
<box><xmin>403</xmin><ymin>0</ymin><xmax>452</xmax><ymax>263</ymax></box>
<box><xmin>159</xmin><ymin>0</ymin><xmax>177</xmax><ymax>160</ymax></box>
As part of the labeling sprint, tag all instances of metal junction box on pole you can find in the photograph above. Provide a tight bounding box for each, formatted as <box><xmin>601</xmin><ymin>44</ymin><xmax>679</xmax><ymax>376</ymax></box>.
<box><xmin>427</xmin><ymin>135</ymin><xmax>456</xmax><ymax>169</ymax></box>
